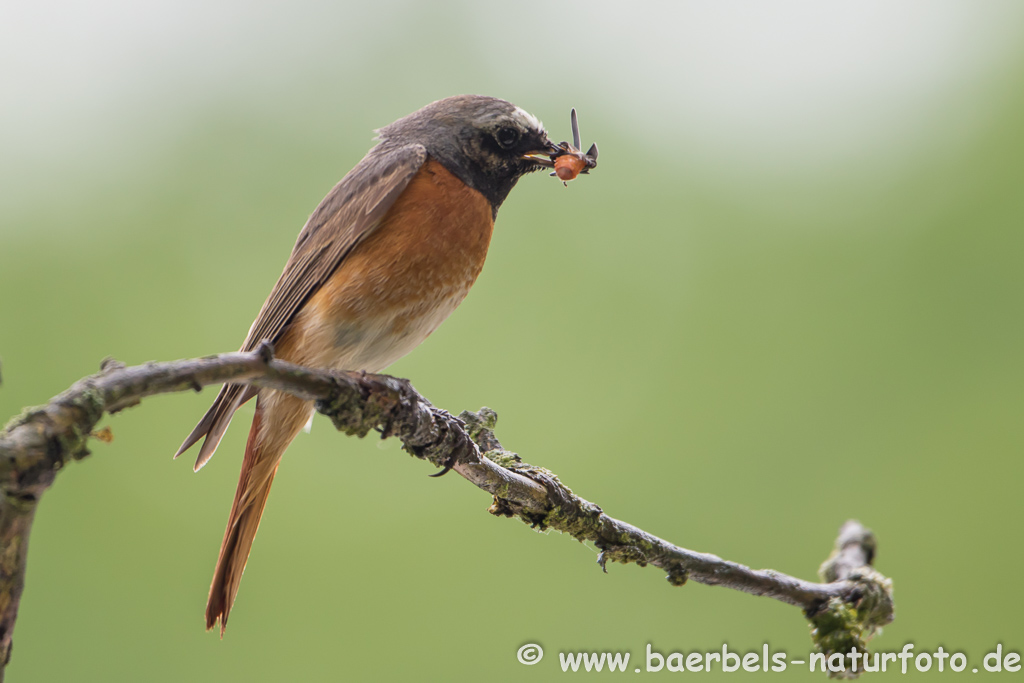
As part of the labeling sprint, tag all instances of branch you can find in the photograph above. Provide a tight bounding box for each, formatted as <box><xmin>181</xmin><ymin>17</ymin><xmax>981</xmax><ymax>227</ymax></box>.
<box><xmin>0</xmin><ymin>349</ymin><xmax>894</xmax><ymax>679</ymax></box>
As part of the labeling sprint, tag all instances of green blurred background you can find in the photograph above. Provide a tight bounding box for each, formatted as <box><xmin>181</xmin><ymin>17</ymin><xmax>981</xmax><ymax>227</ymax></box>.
<box><xmin>2</xmin><ymin>1</ymin><xmax>1023</xmax><ymax>680</ymax></box>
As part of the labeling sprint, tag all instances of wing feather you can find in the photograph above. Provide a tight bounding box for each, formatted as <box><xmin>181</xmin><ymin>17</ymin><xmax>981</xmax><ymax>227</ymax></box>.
<box><xmin>241</xmin><ymin>143</ymin><xmax>428</xmax><ymax>351</ymax></box>
<box><xmin>176</xmin><ymin>143</ymin><xmax>428</xmax><ymax>468</ymax></box>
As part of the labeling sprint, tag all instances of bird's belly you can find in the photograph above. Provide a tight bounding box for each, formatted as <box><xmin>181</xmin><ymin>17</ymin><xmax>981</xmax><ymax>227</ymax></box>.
<box><xmin>325</xmin><ymin>284</ymin><xmax>473</xmax><ymax>371</ymax></box>
<box><xmin>278</xmin><ymin>158</ymin><xmax>495</xmax><ymax>373</ymax></box>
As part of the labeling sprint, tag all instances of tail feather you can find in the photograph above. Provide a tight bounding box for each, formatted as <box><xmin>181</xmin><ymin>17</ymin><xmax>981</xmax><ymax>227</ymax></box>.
<box><xmin>205</xmin><ymin>402</ymin><xmax>280</xmax><ymax>635</ymax></box>
<box><xmin>175</xmin><ymin>384</ymin><xmax>258</xmax><ymax>471</ymax></box>
<box><xmin>200</xmin><ymin>387</ymin><xmax>314</xmax><ymax>634</ymax></box>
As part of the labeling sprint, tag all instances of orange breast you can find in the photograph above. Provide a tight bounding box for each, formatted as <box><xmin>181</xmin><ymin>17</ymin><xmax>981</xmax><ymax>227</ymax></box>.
<box><xmin>277</xmin><ymin>158</ymin><xmax>495</xmax><ymax>372</ymax></box>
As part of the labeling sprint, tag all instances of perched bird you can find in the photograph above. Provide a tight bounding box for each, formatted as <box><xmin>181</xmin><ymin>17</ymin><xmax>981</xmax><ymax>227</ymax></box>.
<box><xmin>175</xmin><ymin>95</ymin><xmax>558</xmax><ymax>634</ymax></box>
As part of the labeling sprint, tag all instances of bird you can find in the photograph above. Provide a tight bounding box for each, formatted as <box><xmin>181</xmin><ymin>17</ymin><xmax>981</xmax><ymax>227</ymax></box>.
<box><xmin>175</xmin><ymin>95</ymin><xmax>559</xmax><ymax>634</ymax></box>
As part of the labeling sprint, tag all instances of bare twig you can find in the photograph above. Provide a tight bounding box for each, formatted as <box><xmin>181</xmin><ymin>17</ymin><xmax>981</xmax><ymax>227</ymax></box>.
<box><xmin>0</xmin><ymin>351</ymin><xmax>894</xmax><ymax>679</ymax></box>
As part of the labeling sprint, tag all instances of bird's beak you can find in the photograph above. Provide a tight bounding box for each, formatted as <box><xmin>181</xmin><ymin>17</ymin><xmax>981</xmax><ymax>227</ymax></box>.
<box><xmin>522</xmin><ymin>140</ymin><xmax>558</xmax><ymax>168</ymax></box>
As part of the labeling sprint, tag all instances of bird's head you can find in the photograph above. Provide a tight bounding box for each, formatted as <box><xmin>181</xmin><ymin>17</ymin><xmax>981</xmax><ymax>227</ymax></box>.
<box><xmin>376</xmin><ymin>95</ymin><xmax>558</xmax><ymax>212</ymax></box>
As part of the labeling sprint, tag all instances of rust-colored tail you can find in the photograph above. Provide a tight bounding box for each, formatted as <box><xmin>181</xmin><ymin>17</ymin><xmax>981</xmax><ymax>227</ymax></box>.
<box><xmin>205</xmin><ymin>401</ymin><xmax>280</xmax><ymax>634</ymax></box>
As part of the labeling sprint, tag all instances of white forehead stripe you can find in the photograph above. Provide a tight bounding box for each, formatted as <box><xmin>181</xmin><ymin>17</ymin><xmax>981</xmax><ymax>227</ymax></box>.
<box><xmin>512</xmin><ymin>106</ymin><xmax>544</xmax><ymax>134</ymax></box>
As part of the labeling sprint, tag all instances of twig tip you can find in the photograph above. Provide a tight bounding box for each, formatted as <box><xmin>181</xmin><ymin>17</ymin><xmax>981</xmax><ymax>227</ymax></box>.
<box><xmin>100</xmin><ymin>357</ymin><xmax>126</xmax><ymax>373</ymax></box>
<box><xmin>254</xmin><ymin>340</ymin><xmax>275</xmax><ymax>364</ymax></box>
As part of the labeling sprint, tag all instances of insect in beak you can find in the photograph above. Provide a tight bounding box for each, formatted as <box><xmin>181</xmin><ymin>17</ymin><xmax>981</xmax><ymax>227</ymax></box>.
<box><xmin>548</xmin><ymin>108</ymin><xmax>598</xmax><ymax>185</ymax></box>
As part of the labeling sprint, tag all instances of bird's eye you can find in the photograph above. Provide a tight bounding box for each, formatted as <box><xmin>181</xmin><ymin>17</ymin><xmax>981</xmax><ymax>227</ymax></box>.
<box><xmin>495</xmin><ymin>127</ymin><xmax>520</xmax><ymax>149</ymax></box>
